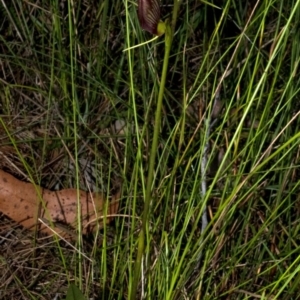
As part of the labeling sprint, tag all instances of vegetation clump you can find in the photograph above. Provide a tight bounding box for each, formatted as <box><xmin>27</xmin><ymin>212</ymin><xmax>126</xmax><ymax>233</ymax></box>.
<box><xmin>0</xmin><ymin>0</ymin><xmax>300</xmax><ymax>299</ymax></box>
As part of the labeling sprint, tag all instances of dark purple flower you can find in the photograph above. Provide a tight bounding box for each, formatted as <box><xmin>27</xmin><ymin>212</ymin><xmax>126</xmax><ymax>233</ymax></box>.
<box><xmin>138</xmin><ymin>0</ymin><xmax>161</xmax><ymax>35</ymax></box>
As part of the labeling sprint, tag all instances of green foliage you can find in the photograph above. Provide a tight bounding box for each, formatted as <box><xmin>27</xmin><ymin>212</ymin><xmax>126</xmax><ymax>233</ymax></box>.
<box><xmin>1</xmin><ymin>0</ymin><xmax>300</xmax><ymax>299</ymax></box>
<box><xmin>65</xmin><ymin>284</ymin><xmax>86</xmax><ymax>300</ymax></box>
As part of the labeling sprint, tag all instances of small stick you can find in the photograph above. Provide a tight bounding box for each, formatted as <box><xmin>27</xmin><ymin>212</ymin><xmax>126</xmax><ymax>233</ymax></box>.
<box><xmin>195</xmin><ymin>85</ymin><xmax>222</xmax><ymax>271</ymax></box>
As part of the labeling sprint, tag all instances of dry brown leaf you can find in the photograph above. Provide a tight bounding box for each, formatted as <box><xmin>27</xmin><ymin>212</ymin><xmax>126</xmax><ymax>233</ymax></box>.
<box><xmin>0</xmin><ymin>169</ymin><xmax>119</xmax><ymax>239</ymax></box>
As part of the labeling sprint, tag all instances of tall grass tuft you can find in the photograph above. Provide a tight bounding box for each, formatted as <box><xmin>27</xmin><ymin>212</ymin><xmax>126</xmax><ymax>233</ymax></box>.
<box><xmin>0</xmin><ymin>0</ymin><xmax>300</xmax><ymax>299</ymax></box>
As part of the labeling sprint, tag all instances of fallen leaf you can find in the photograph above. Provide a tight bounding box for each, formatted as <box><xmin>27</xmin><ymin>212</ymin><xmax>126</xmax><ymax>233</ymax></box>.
<box><xmin>0</xmin><ymin>169</ymin><xmax>119</xmax><ymax>239</ymax></box>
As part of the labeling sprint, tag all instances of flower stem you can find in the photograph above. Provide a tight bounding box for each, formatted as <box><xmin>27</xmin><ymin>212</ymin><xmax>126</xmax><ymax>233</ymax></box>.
<box><xmin>129</xmin><ymin>1</ymin><xmax>180</xmax><ymax>299</ymax></box>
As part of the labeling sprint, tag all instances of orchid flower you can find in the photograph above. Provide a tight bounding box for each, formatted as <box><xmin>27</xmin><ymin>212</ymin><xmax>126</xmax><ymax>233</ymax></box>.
<box><xmin>138</xmin><ymin>0</ymin><xmax>166</xmax><ymax>36</ymax></box>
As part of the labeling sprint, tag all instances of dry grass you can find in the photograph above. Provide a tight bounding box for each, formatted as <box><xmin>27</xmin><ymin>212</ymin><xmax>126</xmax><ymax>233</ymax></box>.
<box><xmin>0</xmin><ymin>214</ymin><xmax>120</xmax><ymax>299</ymax></box>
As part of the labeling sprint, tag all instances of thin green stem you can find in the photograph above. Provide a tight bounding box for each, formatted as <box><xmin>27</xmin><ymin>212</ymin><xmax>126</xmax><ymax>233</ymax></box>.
<box><xmin>130</xmin><ymin>1</ymin><xmax>180</xmax><ymax>299</ymax></box>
